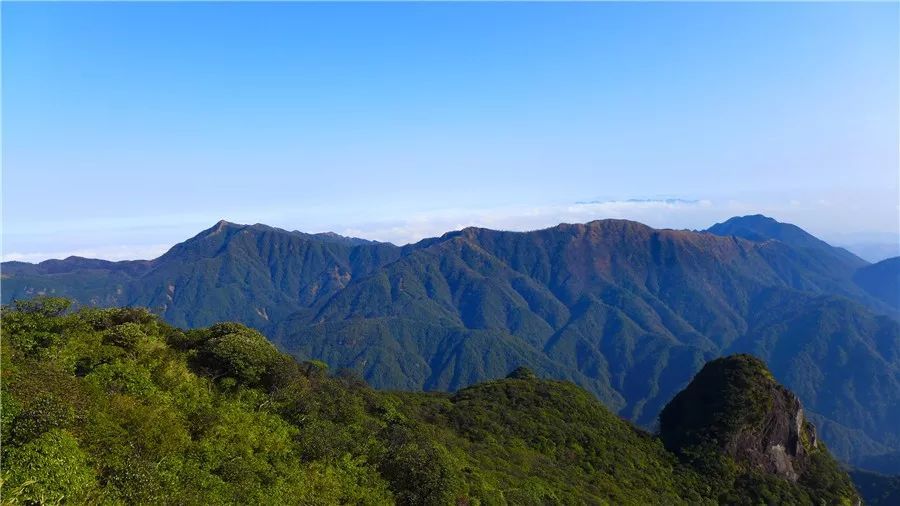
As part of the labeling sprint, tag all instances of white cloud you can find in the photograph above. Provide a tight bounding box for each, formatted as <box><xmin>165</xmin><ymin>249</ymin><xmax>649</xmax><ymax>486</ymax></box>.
<box><xmin>3</xmin><ymin>191</ymin><xmax>897</xmax><ymax>262</ymax></box>
<box><xmin>2</xmin><ymin>244</ymin><xmax>171</xmax><ymax>263</ymax></box>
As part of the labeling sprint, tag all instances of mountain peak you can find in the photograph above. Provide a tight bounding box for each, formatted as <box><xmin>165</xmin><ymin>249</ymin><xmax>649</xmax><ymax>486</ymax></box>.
<box><xmin>201</xmin><ymin>219</ymin><xmax>243</xmax><ymax>237</ymax></box>
<box><xmin>658</xmin><ymin>354</ymin><xmax>860</xmax><ymax>503</ymax></box>
<box><xmin>189</xmin><ymin>220</ymin><xmax>380</xmax><ymax>247</ymax></box>
<box><xmin>707</xmin><ymin>215</ymin><xmax>867</xmax><ymax>270</ymax></box>
<box><xmin>733</xmin><ymin>213</ymin><xmax>777</xmax><ymax>223</ymax></box>
<box><xmin>722</xmin><ymin>214</ymin><xmax>785</xmax><ymax>229</ymax></box>
<box><xmin>660</xmin><ymin>354</ymin><xmax>818</xmax><ymax>480</ymax></box>
<box><xmin>708</xmin><ymin>214</ymin><xmax>794</xmax><ymax>238</ymax></box>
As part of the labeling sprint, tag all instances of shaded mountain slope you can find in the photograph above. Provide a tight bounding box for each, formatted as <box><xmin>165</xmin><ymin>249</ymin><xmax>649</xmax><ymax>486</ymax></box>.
<box><xmin>725</xmin><ymin>291</ymin><xmax>900</xmax><ymax>458</ymax></box>
<box><xmin>854</xmin><ymin>257</ymin><xmax>900</xmax><ymax>310</ymax></box>
<box><xmin>0</xmin><ymin>258</ymin><xmax>153</xmax><ymax>307</ymax></box>
<box><xmin>850</xmin><ymin>470</ymin><xmax>900</xmax><ymax>506</ymax></box>
<box><xmin>706</xmin><ymin>215</ymin><xmax>900</xmax><ymax>319</ymax></box>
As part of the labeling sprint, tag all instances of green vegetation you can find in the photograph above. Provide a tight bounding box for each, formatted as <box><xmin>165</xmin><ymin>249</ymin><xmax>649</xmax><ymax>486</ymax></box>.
<box><xmin>660</xmin><ymin>355</ymin><xmax>859</xmax><ymax>505</ymax></box>
<box><xmin>660</xmin><ymin>354</ymin><xmax>778</xmax><ymax>453</ymax></box>
<box><xmin>1</xmin><ymin>298</ymin><xmax>860</xmax><ymax>504</ymax></box>
<box><xmin>3</xmin><ymin>218</ymin><xmax>899</xmax><ymax>472</ymax></box>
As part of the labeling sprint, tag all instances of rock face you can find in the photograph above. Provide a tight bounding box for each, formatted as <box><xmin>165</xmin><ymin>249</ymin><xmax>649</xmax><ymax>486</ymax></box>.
<box><xmin>730</xmin><ymin>387</ymin><xmax>816</xmax><ymax>481</ymax></box>
<box><xmin>660</xmin><ymin>355</ymin><xmax>821</xmax><ymax>481</ymax></box>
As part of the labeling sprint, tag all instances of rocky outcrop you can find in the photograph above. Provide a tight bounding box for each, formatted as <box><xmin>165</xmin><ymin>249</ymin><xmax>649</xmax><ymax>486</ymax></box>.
<box><xmin>660</xmin><ymin>355</ymin><xmax>829</xmax><ymax>482</ymax></box>
<box><xmin>728</xmin><ymin>386</ymin><xmax>816</xmax><ymax>481</ymax></box>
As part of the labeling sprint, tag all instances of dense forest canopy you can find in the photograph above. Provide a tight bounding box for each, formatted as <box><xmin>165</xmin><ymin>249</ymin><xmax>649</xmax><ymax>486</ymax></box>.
<box><xmin>0</xmin><ymin>297</ymin><xmax>860</xmax><ymax>505</ymax></box>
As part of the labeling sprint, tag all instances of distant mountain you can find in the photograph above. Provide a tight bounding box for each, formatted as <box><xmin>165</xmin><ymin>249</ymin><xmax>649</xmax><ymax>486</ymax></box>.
<box><xmin>3</xmin><ymin>215</ymin><xmax>899</xmax><ymax>472</ymax></box>
<box><xmin>854</xmin><ymin>257</ymin><xmax>900</xmax><ymax>310</ymax></box>
<box><xmin>858</xmin><ymin>451</ymin><xmax>900</xmax><ymax>477</ymax></box>
<box><xmin>707</xmin><ymin>214</ymin><xmax>868</xmax><ymax>271</ymax></box>
<box><xmin>842</xmin><ymin>241</ymin><xmax>900</xmax><ymax>264</ymax></box>
<box><xmin>1</xmin><ymin>256</ymin><xmax>153</xmax><ymax>276</ymax></box>
<box><xmin>1</xmin><ymin>220</ymin><xmax>401</xmax><ymax>328</ymax></box>
<box><xmin>708</xmin><ymin>214</ymin><xmax>896</xmax><ymax>315</ymax></box>
<box><xmin>1</xmin><ymin>304</ymin><xmax>861</xmax><ymax>504</ymax></box>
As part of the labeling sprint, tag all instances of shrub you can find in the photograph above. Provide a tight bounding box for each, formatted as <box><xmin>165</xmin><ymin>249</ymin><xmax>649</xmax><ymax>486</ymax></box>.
<box><xmin>9</xmin><ymin>393</ymin><xmax>76</xmax><ymax>445</ymax></box>
<box><xmin>378</xmin><ymin>421</ymin><xmax>462</xmax><ymax>505</ymax></box>
<box><xmin>3</xmin><ymin>429</ymin><xmax>96</xmax><ymax>503</ymax></box>
<box><xmin>86</xmin><ymin>361</ymin><xmax>157</xmax><ymax>397</ymax></box>
<box><xmin>197</xmin><ymin>325</ymin><xmax>281</xmax><ymax>386</ymax></box>
<box><xmin>506</xmin><ymin>366</ymin><xmax>538</xmax><ymax>380</ymax></box>
<box><xmin>102</xmin><ymin>322</ymin><xmax>149</xmax><ymax>351</ymax></box>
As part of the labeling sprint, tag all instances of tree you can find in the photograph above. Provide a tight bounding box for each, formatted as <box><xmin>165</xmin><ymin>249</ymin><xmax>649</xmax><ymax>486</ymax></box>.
<box><xmin>378</xmin><ymin>421</ymin><xmax>462</xmax><ymax>505</ymax></box>
<box><xmin>12</xmin><ymin>297</ymin><xmax>72</xmax><ymax>317</ymax></box>
<box><xmin>197</xmin><ymin>325</ymin><xmax>281</xmax><ymax>386</ymax></box>
<box><xmin>506</xmin><ymin>366</ymin><xmax>537</xmax><ymax>380</ymax></box>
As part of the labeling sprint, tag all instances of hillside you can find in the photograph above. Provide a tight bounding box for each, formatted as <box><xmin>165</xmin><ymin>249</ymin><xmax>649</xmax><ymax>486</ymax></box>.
<box><xmin>0</xmin><ymin>300</ymin><xmax>859</xmax><ymax>504</ymax></box>
<box><xmin>2</xmin><ymin>216</ymin><xmax>899</xmax><ymax>471</ymax></box>
<box><xmin>706</xmin><ymin>214</ymin><xmax>868</xmax><ymax>274</ymax></box>
<box><xmin>273</xmin><ymin>220</ymin><xmax>900</xmax><ymax>469</ymax></box>
<box><xmin>1</xmin><ymin>221</ymin><xmax>401</xmax><ymax>329</ymax></box>
<box><xmin>851</xmin><ymin>470</ymin><xmax>900</xmax><ymax>506</ymax></box>
<box><xmin>853</xmin><ymin>257</ymin><xmax>900</xmax><ymax>310</ymax></box>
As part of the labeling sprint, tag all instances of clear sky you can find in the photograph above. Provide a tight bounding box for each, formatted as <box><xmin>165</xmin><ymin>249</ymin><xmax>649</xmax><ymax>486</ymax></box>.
<box><xmin>3</xmin><ymin>2</ymin><xmax>898</xmax><ymax>262</ymax></box>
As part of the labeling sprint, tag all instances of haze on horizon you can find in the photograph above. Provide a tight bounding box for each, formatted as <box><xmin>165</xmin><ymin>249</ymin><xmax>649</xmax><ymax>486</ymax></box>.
<box><xmin>2</xmin><ymin>2</ymin><xmax>898</xmax><ymax>263</ymax></box>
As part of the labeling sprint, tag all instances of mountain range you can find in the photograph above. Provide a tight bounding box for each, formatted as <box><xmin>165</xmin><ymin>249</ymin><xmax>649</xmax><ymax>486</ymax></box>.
<box><xmin>3</xmin><ymin>214</ymin><xmax>899</xmax><ymax>473</ymax></box>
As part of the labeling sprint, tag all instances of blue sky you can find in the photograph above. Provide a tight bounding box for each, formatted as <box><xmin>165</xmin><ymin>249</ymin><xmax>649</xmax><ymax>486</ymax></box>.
<box><xmin>3</xmin><ymin>2</ymin><xmax>898</xmax><ymax>262</ymax></box>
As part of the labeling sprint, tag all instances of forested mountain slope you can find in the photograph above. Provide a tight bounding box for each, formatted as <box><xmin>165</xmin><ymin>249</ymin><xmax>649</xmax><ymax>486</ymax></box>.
<box><xmin>2</xmin><ymin>221</ymin><xmax>401</xmax><ymax>328</ymax></box>
<box><xmin>3</xmin><ymin>216</ymin><xmax>898</xmax><ymax>471</ymax></box>
<box><xmin>272</xmin><ymin>220</ymin><xmax>900</xmax><ymax>469</ymax></box>
<box><xmin>853</xmin><ymin>257</ymin><xmax>900</xmax><ymax>310</ymax></box>
<box><xmin>0</xmin><ymin>300</ymin><xmax>860</xmax><ymax>505</ymax></box>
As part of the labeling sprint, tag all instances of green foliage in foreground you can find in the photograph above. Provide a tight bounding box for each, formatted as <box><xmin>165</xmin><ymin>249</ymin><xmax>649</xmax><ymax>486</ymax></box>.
<box><xmin>1</xmin><ymin>298</ymin><xmax>859</xmax><ymax>505</ymax></box>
